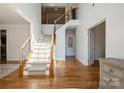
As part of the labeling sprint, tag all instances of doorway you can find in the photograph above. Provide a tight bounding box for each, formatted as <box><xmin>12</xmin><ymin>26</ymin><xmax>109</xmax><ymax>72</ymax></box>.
<box><xmin>65</xmin><ymin>29</ymin><xmax>75</xmax><ymax>57</ymax></box>
<box><xmin>0</xmin><ymin>29</ymin><xmax>7</xmax><ymax>62</ymax></box>
<box><xmin>88</xmin><ymin>21</ymin><xmax>105</xmax><ymax>65</ymax></box>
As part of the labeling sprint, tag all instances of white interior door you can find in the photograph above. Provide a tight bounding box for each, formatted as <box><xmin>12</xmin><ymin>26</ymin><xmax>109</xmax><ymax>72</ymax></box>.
<box><xmin>66</xmin><ymin>31</ymin><xmax>75</xmax><ymax>56</ymax></box>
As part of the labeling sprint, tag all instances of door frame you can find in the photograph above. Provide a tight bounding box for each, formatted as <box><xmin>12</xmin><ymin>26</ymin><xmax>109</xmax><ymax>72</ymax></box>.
<box><xmin>0</xmin><ymin>29</ymin><xmax>7</xmax><ymax>61</ymax></box>
<box><xmin>88</xmin><ymin>29</ymin><xmax>95</xmax><ymax>65</ymax></box>
<box><xmin>65</xmin><ymin>30</ymin><xmax>75</xmax><ymax>57</ymax></box>
<box><xmin>88</xmin><ymin>18</ymin><xmax>106</xmax><ymax>66</ymax></box>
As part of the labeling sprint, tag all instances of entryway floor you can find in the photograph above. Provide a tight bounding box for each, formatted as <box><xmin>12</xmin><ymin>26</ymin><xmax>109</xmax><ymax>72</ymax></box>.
<box><xmin>0</xmin><ymin>58</ymin><xmax>99</xmax><ymax>89</ymax></box>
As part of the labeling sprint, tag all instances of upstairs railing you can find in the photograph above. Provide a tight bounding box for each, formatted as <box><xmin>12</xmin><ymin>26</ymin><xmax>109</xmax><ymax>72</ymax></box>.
<box><xmin>49</xmin><ymin>7</ymin><xmax>78</xmax><ymax>78</ymax></box>
<box><xmin>19</xmin><ymin>34</ymin><xmax>32</xmax><ymax>76</ymax></box>
<box><xmin>54</xmin><ymin>7</ymin><xmax>78</xmax><ymax>33</ymax></box>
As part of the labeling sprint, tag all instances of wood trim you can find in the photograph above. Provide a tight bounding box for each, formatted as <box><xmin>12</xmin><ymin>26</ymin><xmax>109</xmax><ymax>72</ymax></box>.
<box><xmin>19</xmin><ymin>50</ymin><xmax>32</xmax><ymax>77</ymax></box>
<box><xmin>19</xmin><ymin>34</ymin><xmax>32</xmax><ymax>76</ymax></box>
<box><xmin>54</xmin><ymin>7</ymin><xmax>78</xmax><ymax>23</ymax></box>
<box><xmin>88</xmin><ymin>18</ymin><xmax>106</xmax><ymax>30</ymax></box>
<box><xmin>19</xmin><ymin>35</ymin><xmax>32</xmax><ymax>52</ymax></box>
<box><xmin>19</xmin><ymin>34</ymin><xmax>31</xmax><ymax>65</ymax></box>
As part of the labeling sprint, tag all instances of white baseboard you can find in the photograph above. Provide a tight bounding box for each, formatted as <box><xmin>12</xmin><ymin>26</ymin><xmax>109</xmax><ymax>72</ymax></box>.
<box><xmin>6</xmin><ymin>60</ymin><xmax>19</xmax><ymax>64</ymax></box>
<box><xmin>55</xmin><ymin>58</ymin><xmax>65</xmax><ymax>61</ymax></box>
<box><xmin>75</xmin><ymin>56</ymin><xmax>88</xmax><ymax>66</ymax></box>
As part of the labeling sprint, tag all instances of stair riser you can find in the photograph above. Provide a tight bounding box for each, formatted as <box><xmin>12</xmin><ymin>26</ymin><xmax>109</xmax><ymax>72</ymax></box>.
<box><xmin>31</xmin><ymin>56</ymin><xmax>50</xmax><ymax>59</ymax></box>
<box><xmin>25</xmin><ymin>66</ymin><xmax>50</xmax><ymax>70</ymax></box>
<box><xmin>34</xmin><ymin>45</ymin><xmax>50</xmax><ymax>46</ymax></box>
<box><xmin>30</xmin><ymin>63</ymin><xmax>49</xmax><ymax>65</ymax></box>
<box><xmin>35</xmin><ymin>46</ymin><xmax>50</xmax><ymax>48</ymax></box>
<box><xmin>32</xmin><ymin>52</ymin><xmax>50</xmax><ymax>54</ymax></box>
<box><xmin>31</xmin><ymin>64</ymin><xmax>50</xmax><ymax>68</ymax></box>
<box><xmin>33</xmin><ymin>52</ymin><xmax>50</xmax><ymax>54</ymax></box>
<box><xmin>24</xmin><ymin>71</ymin><xmax>49</xmax><ymax>75</ymax></box>
<box><xmin>31</xmin><ymin>57</ymin><xmax>50</xmax><ymax>59</ymax></box>
<box><xmin>34</xmin><ymin>45</ymin><xmax>50</xmax><ymax>47</ymax></box>
<box><xmin>30</xmin><ymin>59</ymin><xmax>50</xmax><ymax>61</ymax></box>
<box><xmin>34</xmin><ymin>48</ymin><xmax>50</xmax><ymax>50</ymax></box>
<box><xmin>26</xmin><ymin>63</ymin><xmax>50</xmax><ymax>67</ymax></box>
<box><xmin>33</xmin><ymin>49</ymin><xmax>50</xmax><ymax>51</ymax></box>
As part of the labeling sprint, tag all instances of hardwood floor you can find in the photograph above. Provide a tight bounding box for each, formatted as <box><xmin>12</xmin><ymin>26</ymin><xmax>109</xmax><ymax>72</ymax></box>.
<box><xmin>0</xmin><ymin>57</ymin><xmax>99</xmax><ymax>89</ymax></box>
<box><xmin>0</xmin><ymin>59</ymin><xmax>7</xmax><ymax>64</ymax></box>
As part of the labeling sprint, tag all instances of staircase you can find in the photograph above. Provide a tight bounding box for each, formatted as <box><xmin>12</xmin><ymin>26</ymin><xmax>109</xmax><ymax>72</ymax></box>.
<box><xmin>19</xmin><ymin>7</ymin><xmax>78</xmax><ymax>77</ymax></box>
<box><xmin>24</xmin><ymin>35</ymin><xmax>51</xmax><ymax>75</ymax></box>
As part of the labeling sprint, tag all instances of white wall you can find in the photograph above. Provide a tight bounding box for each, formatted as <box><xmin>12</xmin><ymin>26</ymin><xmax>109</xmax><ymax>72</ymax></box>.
<box><xmin>10</xmin><ymin>4</ymin><xmax>41</xmax><ymax>46</ymax></box>
<box><xmin>76</xmin><ymin>4</ymin><xmax>124</xmax><ymax>65</ymax></box>
<box><xmin>0</xmin><ymin>4</ymin><xmax>41</xmax><ymax>62</ymax></box>
<box><xmin>41</xmin><ymin>24</ymin><xmax>62</xmax><ymax>35</ymax></box>
<box><xmin>56</xmin><ymin>26</ymin><xmax>65</xmax><ymax>60</ymax></box>
<box><xmin>0</xmin><ymin>24</ymin><xmax>30</xmax><ymax>62</ymax></box>
<box><xmin>56</xmin><ymin>20</ymin><xmax>79</xmax><ymax>60</ymax></box>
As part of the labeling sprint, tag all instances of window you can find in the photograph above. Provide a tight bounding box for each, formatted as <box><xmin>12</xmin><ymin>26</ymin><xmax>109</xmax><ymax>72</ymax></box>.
<box><xmin>68</xmin><ymin>37</ymin><xmax>73</xmax><ymax>48</ymax></box>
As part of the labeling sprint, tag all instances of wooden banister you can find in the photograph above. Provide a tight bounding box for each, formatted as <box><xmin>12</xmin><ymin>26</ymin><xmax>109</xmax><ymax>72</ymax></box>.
<box><xmin>19</xmin><ymin>35</ymin><xmax>32</xmax><ymax>52</ymax></box>
<box><xmin>49</xmin><ymin>31</ymin><xmax>54</xmax><ymax>78</ymax></box>
<box><xmin>54</xmin><ymin>7</ymin><xmax>78</xmax><ymax>24</ymax></box>
<box><xmin>19</xmin><ymin>34</ymin><xmax>31</xmax><ymax>65</ymax></box>
<box><xmin>54</xmin><ymin>8</ymin><xmax>72</xmax><ymax>23</ymax></box>
<box><xmin>19</xmin><ymin>34</ymin><xmax>32</xmax><ymax>76</ymax></box>
<box><xmin>49</xmin><ymin>7</ymin><xmax>78</xmax><ymax>78</ymax></box>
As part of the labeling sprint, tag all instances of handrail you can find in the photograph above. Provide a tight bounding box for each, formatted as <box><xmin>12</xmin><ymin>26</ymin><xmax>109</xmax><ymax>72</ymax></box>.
<box><xmin>19</xmin><ymin>34</ymin><xmax>32</xmax><ymax>65</ymax></box>
<box><xmin>19</xmin><ymin>34</ymin><xmax>32</xmax><ymax>76</ymax></box>
<box><xmin>19</xmin><ymin>35</ymin><xmax>32</xmax><ymax>52</ymax></box>
<box><xmin>54</xmin><ymin>7</ymin><xmax>78</xmax><ymax>24</ymax></box>
<box><xmin>54</xmin><ymin>8</ymin><xmax>73</xmax><ymax>23</ymax></box>
<box><xmin>49</xmin><ymin>31</ymin><xmax>55</xmax><ymax>78</ymax></box>
<box><xmin>49</xmin><ymin>7</ymin><xmax>78</xmax><ymax>78</ymax></box>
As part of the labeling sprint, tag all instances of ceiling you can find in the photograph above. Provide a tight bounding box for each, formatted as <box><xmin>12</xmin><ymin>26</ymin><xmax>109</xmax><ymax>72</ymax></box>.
<box><xmin>0</xmin><ymin>4</ymin><xmax>29</xmax><ymax>24</ymax></box>
<box><xmin>42</xmin><ymin>3</ymin><xmax>66</xmax><ymax>7</ymax></box>
<box><xmin>66</xmin><ymin>25</ymin><xmax>78</xmax><ymax>31</ymax></box>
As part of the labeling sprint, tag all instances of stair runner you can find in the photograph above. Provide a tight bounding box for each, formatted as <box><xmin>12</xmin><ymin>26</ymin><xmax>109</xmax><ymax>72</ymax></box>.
<box><xmin>24</xmin><ymin>35</ymin><xmax>51</xmax><ymax>75</ymax></box>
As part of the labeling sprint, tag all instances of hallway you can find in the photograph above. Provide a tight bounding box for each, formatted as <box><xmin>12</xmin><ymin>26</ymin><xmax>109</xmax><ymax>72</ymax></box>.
<box><xmin>0</xmin><ymin>58</ymin><xmax>99</xmax><ymax>89</ymax></box>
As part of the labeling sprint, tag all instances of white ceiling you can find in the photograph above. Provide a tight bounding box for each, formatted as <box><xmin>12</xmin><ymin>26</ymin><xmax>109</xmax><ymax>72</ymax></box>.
<box><xmin>0</xmin><ymin>4</ymin><xmax>29</xmax><ymax>24</ymax></box>
<box><xmin>66</xmin><ymin>25</ymin><xmax>78</xmax><ymax>31</ymax></box>
<box><xmin>42</xmin><ymin>3</ymin><xmax>66</xmax><ymax>7</ymax></box>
